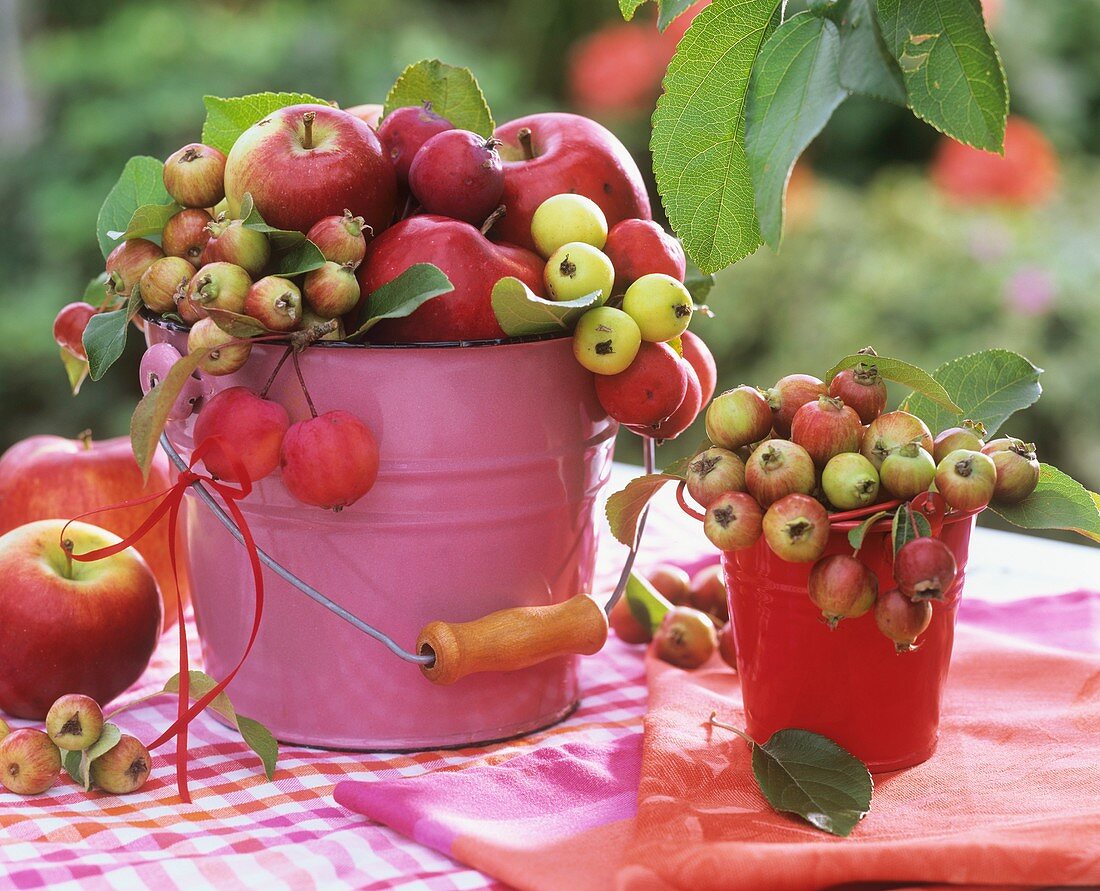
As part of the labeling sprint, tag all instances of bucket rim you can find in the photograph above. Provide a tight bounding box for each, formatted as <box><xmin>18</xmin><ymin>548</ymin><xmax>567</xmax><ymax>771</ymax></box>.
<box><xmin>142</xmin><ymin>309</ymin><xmax>570</xmax><ymax>350</ymax></box>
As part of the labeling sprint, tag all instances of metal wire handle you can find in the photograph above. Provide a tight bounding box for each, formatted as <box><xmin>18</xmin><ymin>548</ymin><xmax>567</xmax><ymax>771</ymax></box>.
<box><xmin>159</xmin><ymin>432</ymin><xmax>655</xmax><ymax>666</ymax></box>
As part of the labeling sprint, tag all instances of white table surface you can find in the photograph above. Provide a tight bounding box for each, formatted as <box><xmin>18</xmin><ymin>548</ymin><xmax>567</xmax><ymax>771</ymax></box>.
<box><xmin>605</xmin><ymin>463</ymin><xmax>1100</xmax><ymax>605</ymax></box>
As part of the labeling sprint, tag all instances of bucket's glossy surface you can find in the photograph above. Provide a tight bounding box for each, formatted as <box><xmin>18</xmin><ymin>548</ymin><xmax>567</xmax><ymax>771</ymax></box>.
<box><xmin>147</xmin><ymin>321</ymin><xmax>617</xmax><ymax>749</ymax></box>
<box><xmin>723</xmin><ymin>511</ymin><xmax>975</xmax><ymax>772</ymax></box>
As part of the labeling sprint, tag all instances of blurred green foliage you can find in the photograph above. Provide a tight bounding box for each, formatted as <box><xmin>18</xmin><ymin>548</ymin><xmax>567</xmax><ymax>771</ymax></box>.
<box><xmin>1</xmin><ymin>0</ymin><xmax>1098</xmax><ymax>513</ymax></box>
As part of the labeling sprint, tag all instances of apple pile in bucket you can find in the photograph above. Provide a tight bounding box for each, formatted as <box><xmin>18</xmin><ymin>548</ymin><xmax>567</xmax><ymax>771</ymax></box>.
<box><xmin>607</xmin><ymin>346</ymin><xmax>1100</xmax><ymax>666</ymax></box>
<box><xmin>53</xmin><ymin>62</ymin><xmax>714</xmax><ymax>510</ymax></box>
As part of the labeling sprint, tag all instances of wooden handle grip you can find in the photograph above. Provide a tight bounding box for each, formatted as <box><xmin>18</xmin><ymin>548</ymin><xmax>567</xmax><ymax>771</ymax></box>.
<box><xmin>417</xmin><ymin>594</ymin><xmax>609</xmax><ymax>685</ymax></box>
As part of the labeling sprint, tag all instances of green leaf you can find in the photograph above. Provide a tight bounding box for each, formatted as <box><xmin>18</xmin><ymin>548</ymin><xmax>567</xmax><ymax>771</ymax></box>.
<box><xmin>848</xmin><ymin>509</ymin><xmax>890</xmax><ymax>552</ymax></box>
<box><xmin>204</xmin><ymin>307</ymin><xmax>271</xmax><ymax>338</ymax></box>
<box><xmin>619</xmin><ymin>0</ymin><xmax>647</xmax><ymax>18</ymax></box>
<box><xmin>80</xmin><ymin>723</ymin><xmax>122</xmax><ymax>791</ymax></box>
<box><xmin>130</xmin><ymin>348</ymin><xmax>207</xmax><ymax>480</ymax></box>
<box><xmin>202</xmin><ymin>92</ymin><xmax>330</xmax><ymax>154</ymax></box>
<box><xmin>626</xmin><ymin>571</ymin><xmax>675</xmax><ymax>634</ymax></box>
<box><xmin>238</xmin><ymin>193</ymin><xmax>325</xmax><ymax>274</ymax></box>
<box><xmin>164</xmin><ymin>671</ymin><xmax>278</xmax><ymax>780</ymax></box>
<box><xmin>606</xmin><ymin>472</ymin><xmax>680</xmax><ymax>547</ymax></box>
<box><xmin>876</xmin><ymin>0</ymin><xmax>1008</xmax><ymax>152</ymax></box>
<box><xmin>619</xmin><ymin>0</ymin><xmax>696</xmax><ymax>31</ymax></box>
<box><xmin>60</xmin><ymin>348</ymin><xmax>89</xmax><ymax>395</ymax></box>
<box><xmin>683</xmin><ymin>261</ymin><xmax>716</xmax><ymax>304</ymax></box>
<box><xmin>83</xmin><ymin>273</ymin><xmax>110</xmax><ymax>307</ymax></box>
<box><xmin>826</xmin><ymin>353</ymin><xmax>961</xmax><ymax>414</ymax></box>
<box><xmin>82</xmin><ymin>286</ymin><xmax>144</xmax><ymax>381</ymax></box>
<box><xmin>62</xmin><ymin>749</ymin><xmax>82</xmax><ymax>785</ymax></box>
<box><xmin>652</xmin><ymin>0</ymin><xmax>780</xmax><ymax>273</ymax></box>
<box><xmin>349</xmin><ymin>263</ymin><xmax>454</xmax><ymax>339</ymax></box>
<box><xmin>382</xmin><ymin>60</ymin><xmax>494</xmax><ymax>137</ymax></box>
<box><xmin>988</xmin><ymin>465</ymin><xmax>1100</xmax><ymax>545</ymax></box>
<box><xmin>902</xmin><ymin>349</ymin><xmax>1042</xmax><ymax>439</ymax></box>
<box><xmin>491</xmin><ymin>277</ymin><xmax>601</xmax><ymax>337</ymax></box>
<box><xmin>830</xmin><ymin>0</ymin><xmax>906</xmax><ymax>104</ymax></box>
<box><xmin>96</xmin><ymin>157</ymin><xmax>172</xmax><ymax>260</ymax></box>
<box><xmin>891</xmin><ymin>503</ymin><xmax>931</xmax><ymax>556</ymax></box>
<box><xmin>751</xmin><ymin>728</ymin><xmax>873</xmax><ymax>837</ymax></box>
<box><xmin>108</xmin><ymin>202</ymin><xmax>182</xmax><ymax>242</ymax></box>
<box><xmin>746</xmin><ymin>13</ymin><xmax>847</xmax><ymax>249</ymax></box>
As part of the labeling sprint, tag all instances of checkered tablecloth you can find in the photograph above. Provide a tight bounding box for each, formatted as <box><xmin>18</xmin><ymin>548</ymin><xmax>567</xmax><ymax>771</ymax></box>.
<box><xmin>0</xmin><ymin>612</ymin><xmax>647</xmax><ymax>890</ymax></box>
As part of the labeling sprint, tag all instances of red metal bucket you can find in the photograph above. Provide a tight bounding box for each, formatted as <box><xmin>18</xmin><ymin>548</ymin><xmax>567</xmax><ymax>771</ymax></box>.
<box><xmin>723</xmin><ymin>507</ymin><xmax>976</xmax><ymax>772</ymax></box>
<box><xmin>146</xmin><ymin>320</ymin><xmax>617</xmax><ymax>750</ymax></box>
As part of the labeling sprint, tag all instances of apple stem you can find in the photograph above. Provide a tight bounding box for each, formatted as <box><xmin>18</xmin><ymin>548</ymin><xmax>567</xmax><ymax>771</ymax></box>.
<box><xmin>260</xmin><ymin>347</ymin><xmax>293</xmax><ymax>399</ymax></box>
<box><xmin>302</xmin><ymin>111</ymin><xmax>316</xmax><ymax>150</ymax></box>
<box><xmin>292</xmin><ymin>351</ymin><xmax>318</xmax><ymax>418</ymax></box>
<box><xmin>480</xmin><ymin>204</ymin><xmax>507</xmax><ymax>236</ymax></box>
<box><xmin>79</xmin><ymin>429</ymin><xmax>93</xmax><ymax>450</ymax></box>
<box><xmin>707</xmin><ymin>711</ymin><xmax>756</xmax><ymax>747</ymax></box>
<box><xmin>61</xmin><ymin>538</ymin><xmax>74</xmax><ymax>579</ymax></box>
<box><xmin>517</xmin><ymin>127</ymin><xmax>535</xmax><ymax>160</ymax></box>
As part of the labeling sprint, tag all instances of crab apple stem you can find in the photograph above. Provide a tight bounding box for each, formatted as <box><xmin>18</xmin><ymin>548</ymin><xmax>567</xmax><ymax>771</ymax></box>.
<box><xmin>480</xmin><ymin>204</ymin><xmax>507</xmax><ymax>236</ymax></box>
<box><xmin>61</xmin><ymin>538</ymin><xmax>74</xmax><ymax>578</ymax></box>
<box><xmin>79</xmin><ymin>429</ymin><xmax>93</xmax><ymax>450</ymax></box>
<box><xmin>517</xmin><ymin>127</ymin><xmax>535</xmax><ymax>160</ymax></box>
<box><xmin>302</xmin><ymin>111</ymin><xmax>316</xmax><ymax>150</ymax></box>
<box><xmin>259</xmin><ymin>347</ymin><xmax>293</xmax><ymax>399</ymax></box>
<box><xmin>292</xmin><ymin>351</ymin><xmax>318</xmax><ymax>419</ymax></box>
<box><xmin>707</xmin><ymin>712</ymin><xmax>756</xmax><ymax>746</ymax></box>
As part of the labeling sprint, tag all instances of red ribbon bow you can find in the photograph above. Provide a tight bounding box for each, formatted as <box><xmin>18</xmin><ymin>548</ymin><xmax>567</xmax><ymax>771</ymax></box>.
<box><xmin>61</xmin><ymin>436</ymin><xmax>264</xmax><ymax>804</ymax></box>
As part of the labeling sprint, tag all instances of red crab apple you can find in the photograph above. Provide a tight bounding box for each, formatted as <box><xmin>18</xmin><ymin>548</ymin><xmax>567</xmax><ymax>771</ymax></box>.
<box><xmin>808</xmin><ymin>554</ymin><xmax>878</xmax><ymax>629</ymax></box>
<box><xmin>828</xmin><ymin>365</ymin><xmax>887</xmax><ymax>424</ymax></box>
<box><xmin>745</xmin><ymin>439</ymin><xmax>816</xmax><ymax>508</ymax></box>
<box><xmin>875</xmin><ymin>588</ymin><xmax>932</xmax><ymax>653</ymax></box>
<box><xmin>53</xmin><ymin>302</ymin><xmax>97</xmax><ymax>360</ymax></box>
<box><xmin>280</xmin><ymin>411</ymin><xmax>380</xmax><ymax>511</ymax></box>
<box><xmin>163</xmin><ymin>143</ymin><xmax>227</xmax><ymax>209</ymax></box>
<box><xmin>0</xmin><ymin>519</ymin><xmax>161</xmax><ymax>720</ymax></box>
<box><xmin>821</xmin><ymin>452</ymin><xmax>880</xmax><ymax>511</ymax></box>
<box><xmin>376</xmin><ymin>103</ymin><xmax>454</xmax><ymax>187</ymax></box>
<box><xmin>861</xmin><ymin>411</ymin><xmax>934</xmax><ymax>470</ymax></box>
<box><xmin>762</xmin><ymin>494</ymin><xmax>830</xmax><ymax>563</ymax></box>
<box><xmin>717</xmin><ymin>622</ymin><xmax>737</xmax><ymax>668</ymax></box>
<box><xmin>705</xmin><ymin>386</ymin><xmax>773</xmax><ymax>451</ymax></box>
<box><xmin>791</xmin><ymin>396</ymin><xmax>862</xmax><ymax>469</ymax></box>
<box><xmin>90</xmin><ymin>734</ymin><xmax>152</xmax><ymax>794</ymax></box>
<box><xmin>106</xmin><ymin>238</ymin><xmax>164</xmax><ymax>297</ymax></box>
<box><xmin>595</xmin><ymin>341</ymin><xmax>689</xmax><ymax>426</ymax></box>
<box><xmin>359</xmin><ymin>215</ymin><xmax>544</xmax><ymax>342</ymax></box>
<box><xmin>690</xmin><ymin>564</ymin><xmax>729</xmax><ymax>622</ymax></box>
<box><xmin>679</xmin><ymin>331</ymin><xmax>716</xmax><ymax>405</ymax></box>
<box><xmin>933</xmin><ymin>424</ymin><xmax>985</xmax><ymax>465</ymax></box>
<box><xmin>192</xmin><ymin>387</ymin><xmax>290</xmax><ymax>483</ymax></box>
<box><xmin>345</xmin><ymin>103</ymin><xmax>384</xmax><ymax>128</ymax></box>
<box><xmin>603</xmin><ymin>219</ymin><xmax>686</xmax><ymax>292</ymax></box>
<box><xmin>0</xmin><ymin>432</ymin><xmax>188</xmax><ymax>627</ymax></box>
<box><xmin>161</xmin><ymin>208</ymin><xmax>213</xmax><ymax>263</ymax></box>
<box><xmin>307</xmin><ymin>211</ymin><xmax>370</xmax><ymax>266</ymax></box>
<box><xmin>244</xmin><ymin>276</ymin><xmax>303</xmax><ymax>332</ymax></box>
<box><xmin>0</xmin><ymin>729</ymin><xmax>62</xmax><ymax>795</ymax></box>
<box><xmin>409</xmin><ymin>130</ymin><xmax>505</xmax><ymax>225</ymax></box>
<box><xmin>704</xmin><ymin>491</ymin><xmax>763</xmax><ymax>551</ymax></box>
<box><xmin>686</xmin><ymin>446</ymin><xmax>746</xmax><ymax>508</ymax></box>
<box><xmin>187</xmin><ymin>318</ymin><xmax>252</xmax><ymax>376</ymax></box>
<box><xmin>644</xmin><ymin>564</ymin><xmax>692</xmax><ymax>606</ymax></box>
<box><xmin>934</xmin><ymin>448</ymin><xmax>997</xmax><ymax>511</ymax></box>
<box><xmin>304</xmin><ymin>261</ymin><xmax>360</xmax><ymax>317</ymax></box>
<box><xmin>45</xmin><ymin>694</ymin><xmax>104</xmax><ymax>751</ymax></box>
<box><xmin>139</xmin><ymin>257</ymin><xmax>196</xmax><ymax>314</ymax></box>
<box><xmin>200</xmin><ymin>218</ymin><xmax>271</xmax><ymax>277</ymax></box>
<box><xmin>491</xmin><ymin>113</ymin><xmax>651</xmax><ymax>252</ymax></box>
<box><xmin>894</xmin><ymin>536</ymin><xmax>957</xmax><ymax>602</ymax></box>
<box><xmin>609</xmin><ymin>594</ymin><xmax>651</xmax><ymax>644</ymax></box>
<box><xmin>982</xmin><ymin>438</ymin><xmax>1041</xmax><ymax>503</ymax></box>
<box><xmin>628</xmin><ymin>360</ymin><xmax>701</xmax><ymax>440</ymax></box>
<box><xmin>654</xmin><ymin>606</ymin><xmax>717</xmax><ymax>669</ymax></box>
<box><xmin>763</xmin><ymin>373</ymin><xmax>828</xmax><ymax>438</ymax></box>
<box><xmin>224</xmin><ymin>104</ymin><xmax>397</xmax><ymax>236</ymax></box>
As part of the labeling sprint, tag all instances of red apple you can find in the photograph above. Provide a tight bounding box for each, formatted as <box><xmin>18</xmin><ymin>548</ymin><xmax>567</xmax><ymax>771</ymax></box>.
<box><xmin>358</xmin><ymin>215</ymin><xmax>545</xmax><ymax>343</ymax></box>
<box><xmin>679</xmin><ymin>331</ymin><xmax>717</xmax><ymax>406</ymax></box>
<box><xmin>604</xmin><ymin>219</ymin><xmax>686</xmax><ymax>292</ymax></box>
<box><xmin>0</xmin><ymin>433</ymin><xmax>187</xmax><ymax>628</ymax></box>
<box><xmin>492</xmin><ymin>113</ymin><xmax>651</xmax><ymax>252</ymax></box>
<box><xmin>0</xmin><ymin>519</ymin><xmax>161</xmax><ymax>720</ymax></box>
<box><xmin>224</xmin><ymin>103</ymin><xmax>397</xmax><ymax>236</ymax></box>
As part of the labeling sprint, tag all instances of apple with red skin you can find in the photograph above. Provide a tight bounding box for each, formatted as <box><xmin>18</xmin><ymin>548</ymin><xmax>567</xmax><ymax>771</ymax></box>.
<box><xmin>224</xmin><ymin>104</ymin><xmax>397</xmax><ymax>236</ymax></box>
<box><xmin>627</xmin><ymin>359</ymin><xmax>701</xmax><ymax>440</ymax></box>
<box><xmin>604</xmin><ymin>219</ymin><xmax>686</xmax><ymax>292</ymax></box>
<box><xmin>679</xmin><ymin>331</ymin><xmax>716</xmax><ymax>405</ymax></box>
<box><xmin>0</xmin><ymin>519</ymin><xmax>161</xmax><ymax>720</ymax></box>
<box><xmin>595</xmin><ymin>342</ymin><xmax>689</xmax><ymax>427</ymax></box>
<box><xmin>491</xmin><ymin>113</ymin><xmax>651</xmax><ymax>252</ymax></box>
<box><xmin>53</xmin><ymin>302</ymin><xmax>97</xmax><ymax>361</ymax></box>
<box><xmin>281</xmin><ymin>411</ymin><xmax>380</xmax><ymax>510</ymax></box>
<box><xmin>345</xmin><ymin>103</ymin><xmax>384</xmax><ymax>128</ymax></box>
<box><xmin>193</xmin><ymin>387</ymin><xmax>290</xmax><ymax>483</ymax></box>
<box><xmin>0</xmin><ymin>433</ymin><xmax>188</xmax><ymax>628</ymax></box>
<box><xmin>359</xmin><ymin>215</ymin><xmax>545</xmax><ymax>343</ymax></box>
<box><xmin>376</xmin><ymin>103</ymin><xmax>453</xmax><ymax>188</ymax></box>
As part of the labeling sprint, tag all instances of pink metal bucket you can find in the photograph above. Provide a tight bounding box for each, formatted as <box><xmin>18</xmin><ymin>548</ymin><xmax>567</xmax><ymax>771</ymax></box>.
<box><xmin>146</xmin><ymin>320</ymin><xmax>617</xmax><ymax>749</ymax></box>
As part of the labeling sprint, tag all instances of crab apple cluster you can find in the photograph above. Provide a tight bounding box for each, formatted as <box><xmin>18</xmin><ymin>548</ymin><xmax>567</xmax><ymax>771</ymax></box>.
<box><xmin>608</xmin><ymin>564</ymin><xmax>734</xmax><ymax>670</ymax></box>
<box><xmin>524</xmin><ymin>194</ymin><xmax>704</xmax><ymax>440</ymax></box>
<box><xmin>0</xmin><ymin>693</ymin><xmax>151</xmax><ymax>796</ymax></box>
<box><xmin>677</xmin><ymin>349</ymin><xmax>1052</xmax><ymax>655</ymax></box>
